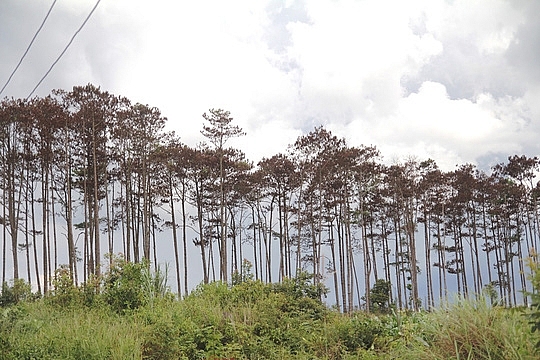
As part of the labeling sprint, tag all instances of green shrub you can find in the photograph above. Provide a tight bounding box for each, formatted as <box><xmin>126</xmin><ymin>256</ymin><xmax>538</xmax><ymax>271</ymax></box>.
<box><xmin>102</xmin><ymin>254</ymin><xmax>172</xmax><ymax>313</ymax></box>
<box><xmin>527</xmin><ymin>253</ymin><xmax>540</xmax><ymax>349</ymax></box>
<box><xmin>103</xmin><ymin>255</ymin><xmax>147</xmax><ymax>312</ymax></box>
<box><xmin>176</xmin><ymin>273</ymin><xmax>332</xmax><ymax>359</ymax></box>
<box><xmin>369</xmin><ymin>279</ymin><xmax>392</xmax><ymax>313</ymax></box>
<box><xmin>47</xmin><ymin>266</ymin><xmax>82</xmax><ymax>308</ymax></box>
<box><xmin>0</xmin><ymin>279</ymin><xmax>34</xmax><ymax>307</ymax></box>
<box><xmin>336</xmin><ymin>312</ymin><xmax>386</xmax><ymax>352</ymax></box>
<box><xmin>272</xmin><ymin>271</ymin><xmax>328</xmax><ymax>301</ymax></box>
<box><xmin>271</xmin><ymin>271</ymin><xmax>328</xmax><ymax>320</ymax></box>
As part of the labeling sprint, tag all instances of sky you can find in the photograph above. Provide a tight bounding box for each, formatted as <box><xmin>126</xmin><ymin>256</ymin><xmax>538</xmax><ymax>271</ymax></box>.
<box><xmin>1</xmin><ymin>0</ymin><xmax>540</xmax><ymax>172</ymax></box>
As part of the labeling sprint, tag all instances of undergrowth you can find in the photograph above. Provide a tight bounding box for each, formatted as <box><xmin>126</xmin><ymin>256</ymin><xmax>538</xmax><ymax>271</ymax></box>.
<box><xmin>0</xmin><ymin>258</ymin><xmax>538</xmax><ymax>359</ymax></box>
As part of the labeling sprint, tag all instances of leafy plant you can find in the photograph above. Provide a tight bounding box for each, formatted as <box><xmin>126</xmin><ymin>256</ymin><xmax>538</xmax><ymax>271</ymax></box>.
<box><xmin>102</xmin><ymin>254</ymin><xmax>171</xmax><ymax>313</ymax></box>
<box><xmin>526</xmin><ymin>252</ymin><xmax>540</xmax><ymax>348</ymax></box>
<box><xmin>333</xmin><ymin>312</ymin><xmax>386</xmax><ymax>352</ymax></box>
<box><xmin>369</xmin><ymin>279</ymin><xmax>392</xmax><ymax>313</ymax></box>
<box><xmin>0</xmin><ymin>279</ymin><xmax>34</xmax><ymax>307</ymax></box>
<box><xmin>48</xmin><ymin>265</ymin><xmax>82</xmax><ymax>308</ymax></box>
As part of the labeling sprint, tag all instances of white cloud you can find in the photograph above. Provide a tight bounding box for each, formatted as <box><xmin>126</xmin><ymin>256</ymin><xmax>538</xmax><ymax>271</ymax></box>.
<box><xmin>424</xmin><ymin>0</ymin><xmax>524</xmax><ymax>53</ymax></box>
<box><xmin>284</xmin><ymin>0</ymin><xmax>443</xmax><ymax>121</ymax></box>
<box><xmin>334</xmin><ymin>81</ymin><xmax>532</xmax><ymax>171</ymax></box>
<box><xmin>395</xmin><ymin>81</ymin><xmax>502</xmax><ymax>142</ymax></box>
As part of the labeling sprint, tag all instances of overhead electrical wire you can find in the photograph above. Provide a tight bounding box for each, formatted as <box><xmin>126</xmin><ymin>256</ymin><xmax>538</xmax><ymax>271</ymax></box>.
<box><xmin>0</xmin><ymin>0</ymin><xmax>58</xmax><ymax>97</ymax></box>
<box><xmin>26</xmin><ymin>0</ymin><xmax>102</xmax><ymax>100</ymax></box>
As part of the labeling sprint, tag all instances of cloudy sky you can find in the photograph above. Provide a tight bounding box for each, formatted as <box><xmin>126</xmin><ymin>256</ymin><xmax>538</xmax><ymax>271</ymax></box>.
<box><xmin>1</xmin><ymin>0</ymin><xmax>539</xmax><ymax>171</ymax></box>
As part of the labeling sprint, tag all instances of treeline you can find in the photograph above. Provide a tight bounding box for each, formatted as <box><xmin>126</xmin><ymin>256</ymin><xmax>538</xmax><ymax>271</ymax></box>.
<box><xmin>1</xmin><ymin>84</ymin><xmax>539</xmax><ymax>311</ymax></box>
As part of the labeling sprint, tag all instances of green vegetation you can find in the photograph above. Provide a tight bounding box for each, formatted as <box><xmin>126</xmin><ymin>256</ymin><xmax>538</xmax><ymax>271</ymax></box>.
<box><xmin>0</xmin><ymin>259</ymin><xmax>539</xmax><ymax>359</ymax></box>
<box><xmin>527</xmin><ymin>252</ymin><xmax>540</xmax><ymax>349</ymax></box>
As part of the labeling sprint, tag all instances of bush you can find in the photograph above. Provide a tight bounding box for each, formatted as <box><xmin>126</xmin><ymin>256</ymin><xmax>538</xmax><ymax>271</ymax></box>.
<box><xmin>336</xmin><ymin>312</ymin><xmax>386</xmax><ymax>352</ymax></box>
<box><xmin>47</xmin><ymin>266</ymin><xmax>82</xmax><ymax>308</ymax></box>
<box><xmin>102</xmin><ymin>254</ymin><xmax>172</xmax><ymax>313</ymax></box>
<box><xmin>102</xmin><ymin>255</ymin><xmax>147</xmax><ymax>312</ymax></box>
<box><xmin>0</xmin><ymin>279</ymin><xmax>34</xmax><ymax>307</ymax></box>
<box><xmin>271</xmin><ymin>271</ymin><xmax>328</xmax><ymax>320</ymax></box>
<box><xmin>527</xmin><ymin>253</ymin><xmax>540</xmax><ymax>348</ymax></box>
<box><xmin>369</xmin><ymin>279</ymin><xmax>392</xmax><ymax>313</ymax></box>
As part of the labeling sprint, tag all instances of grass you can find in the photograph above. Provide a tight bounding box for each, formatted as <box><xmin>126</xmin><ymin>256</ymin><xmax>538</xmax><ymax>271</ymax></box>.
<box><xmin>0</xmin><ymin>302</ymin><xmax>143</xmax><ymax>359</ymax></box>
<box><xmin>0</xmin><ymin>274</ymin><xmax>537</xmax><ymax>359</ymax></box>
<box><xmin>386</xmin><ymin>298</ymin><xmax>537</xmax><ymax>360</ymax></box>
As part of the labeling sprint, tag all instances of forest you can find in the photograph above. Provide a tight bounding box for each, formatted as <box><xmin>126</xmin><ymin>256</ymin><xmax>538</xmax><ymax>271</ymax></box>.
<box><xmin>1</xmin><ymin>83</ymin><xmax>540</xmax><ymax>313</ymax></box>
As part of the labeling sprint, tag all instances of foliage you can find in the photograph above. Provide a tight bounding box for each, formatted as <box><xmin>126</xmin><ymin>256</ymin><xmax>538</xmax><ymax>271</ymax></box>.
<box><xmin>332</xmin><ymin>311</ymin><xmax>386</xmax><ymax>352</ymax></box>
<box><xmin>0</xmin><ymin>279</ymin><xmax>34</xmax><ymax>307</ymax></box>
<box><xmin>271</xmin><ymin>271</ymin><xmax>328</xmax><ymax>318</ymax></box>
<box><xmin>140</xmin><ymin>272</ymin><xmax>332</xmax><ymax>359</ymax></box>
<box><xmin>368</xmin><ymin>279</ymin><xmax>392</xmax><ymax>313</ymax></box>
<box><xmin>43</xmin><ymin>255</ymin><xmax>173</xmax><ymax>314</ymax></box>
<box><xmin>3</xmin><ymin>88</ymin><xmax>540</xmax><ymax>317</ymax></box>
<box><xmin>526</xmin><ymin>253</ymin><xmax>540</xmax><ymax>348</ymax></box>
<box><xmin>388</xmin><ymin>297</ymin><xmax>537</xmax><ymax>360</ymax></box>
<box><xmin>102</xmin><ymin>254</ymin><xmax>172</xmax><ymax>313</ymax></box>
<box><xmin>0</xmin><ymin>303</ymin><xmax>142</xmax><ymax>359</ymax></box>
<box><xmin>47</xmin><ymin>265</ymin><xmax>82</xmax><ymax>308</ymax></box>
<box><xmin>231</xmin><ymin>259</ymin><xmax>254</xmax><ymax>285</ymax></box>
<box><xmin>102</xmin><ymin>255</ymin><xmax>148</xmax><ymax>312</ymax></box>
<box><xmin>0</xmin><ymin>279</ymin><xmax>537</xmax><ymax>359</ymax></box>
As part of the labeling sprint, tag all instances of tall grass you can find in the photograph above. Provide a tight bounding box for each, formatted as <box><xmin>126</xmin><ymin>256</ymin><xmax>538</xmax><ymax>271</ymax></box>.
<box><xmin>0</xmin><ymin>303</ymin><xmax>143</xmax><ymax>359</ymax></box>
<box><xmin>1</xmin><ymin>269</ymin><xmax>538</xmax><ymax>359</ymax></box>
<box><xmin>389</xmin><ymin>297</ymin><xmax>537</xmax><ymax>360</ymax></box>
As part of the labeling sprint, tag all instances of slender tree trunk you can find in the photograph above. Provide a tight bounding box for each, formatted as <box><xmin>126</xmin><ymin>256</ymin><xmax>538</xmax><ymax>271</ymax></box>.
<box><xmin>51</xmin><ymin>173</ymin><xmax>59</xmax><ymax>277</ymax></box>
<box><xmin>8</xmin><ymin>160</ymin><xmax>19</xmax><ymax>280</ymax></box>
<box><xmin>170</xmin><ymin>177</ymin><xmax>181</xmax><ymax>294</ymax></box>
<box><xmin>181</xmin><ymin>180</ymin><xmax>188</xmax><ymax>296</ymax></box>
<box><xmin>361</xmin><ymin>197</ymin><xmax>371</xmax><ymax>312</ymax></box>
<box><xmin>338</xmin><ymin>201</ymin><xmax>347</xmax><ymax>312</ymax></box>
<box><xmin>31</xmin><ymin>186</ymin><xmax>41</xmax><ymax>294</ymax></box>
<box><xmin>195</xmin><ymin>180</ymin><xmax>208</xmax><ymax>283</ymax></box>
<box><xmin>65</xmin><ymin>169</ymin><xmax>76</xmax><ymax>282</ymax></box>
<box><xmin>142</xmin><ymin>157</ymin><xmax>151</xmax><ymax>261</ymax></box>
<box><xmin>92</xmin><ymin>119</ymin><xmax>101</xmax><ymax>277</ymax></box>
<box><xmin>125</xmin><ymin>174</ymin><xmax>132</xmax><ymax>262</ymax></box>
<box><xmin>106</xmin><ymin>179</ymin><xmax>113</xmax><ymax>265</ymax></box>
<box><xmin>265</xmin><ymin>198</ymin><xmax>274</xmax><ymax>283</ymax></box>
<box><xmin>345</xmin><ymin>197</ymin><xmax>354</xmax><ymax>313</ymax></box>
<box><xmin>2</xmin><ymin>174</ymin><xmax>6</xmax><ymax>286</ymax></box>
<box><xmin>369</xmin><ymin>213</ymin><xmax>378</xmax><ymax>281</ymax></box>
<box><xmin>230</xmin><ymin>207</ymin><xmax>238</xmax><ymax>276</ymax></box>
<box><xmin>278</xmin><ymin>191</ymin><xmax>285</xmax><ymax>282</ymax></box>
<box><xmin>284</xmin><ymin>192</ymin><xmax>291</xmax><ymax>278</ymax></box>
<box><xmin>393</xmin><ymin>210</ymin><xmax>404</xmax><ymax>310</ymax></box>
<box><xmin>42</xmin><ymin>168</ymin><xmax>49</xmax><ymax>293</ymax></box>
<box><xmin>296</xmin><ymin>171</ymin><xmax>304</xmax><ymax>275</ymax></box>
<box><xmin>406</xmin><ymin>200</ymin><xmax>419</xmax><ymax>311</ymax></box>
<box><xmin>423</xmin><ymin>209</ymin><xmax>433</xmax><ymax>309</ymax></box>
<box><xmin>219</xmin><ymin>152</ymin><xmax>227</xmax><ymax>282</ymax></box>
<box><xmin>24</xmin><ymin>172</ymin><xmax>32</xmax><ymax>284</ymax></box>
<box><xmin>251</xmin><ymin>205</ymin><xmax>259</xmax><ymax>280</ymax></box>
<box><xmin>329</xmin><ymin>221</ymin><xmax>340</xmax><ymax>311</ymax></box>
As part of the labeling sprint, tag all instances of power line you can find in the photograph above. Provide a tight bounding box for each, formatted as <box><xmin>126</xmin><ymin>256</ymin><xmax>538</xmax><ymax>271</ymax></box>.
<box><xmin>26</xmin><ymin>0</ymin><xmax>102</xmax><ymax>100</ymax></box>
<box><xmin>0</xmin><ymin>0</ymin><xmax>58</xmax><ymax>97</ymax></box>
